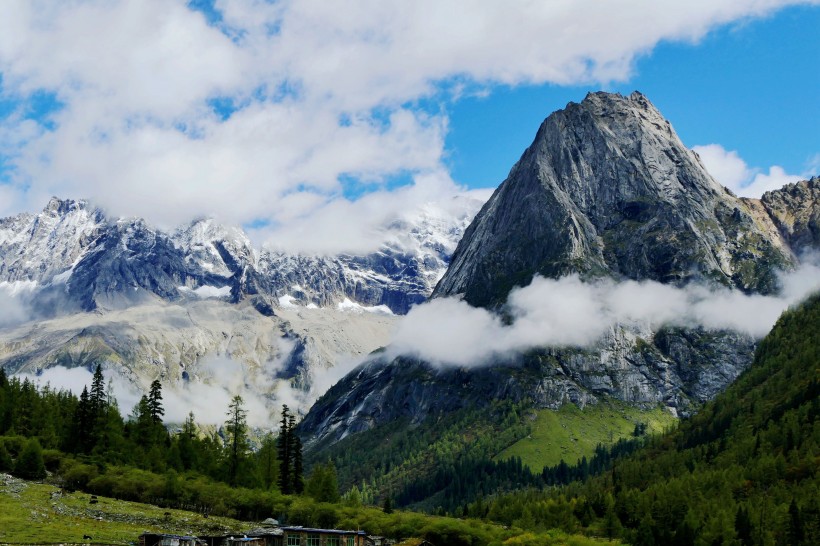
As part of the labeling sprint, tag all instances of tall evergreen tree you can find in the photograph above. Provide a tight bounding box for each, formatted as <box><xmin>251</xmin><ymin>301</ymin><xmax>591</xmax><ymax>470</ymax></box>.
<box><xmin>89</xmin><ymin>364</ymin><xmax>106</xmax><ymax>416</ymax></box>
<box><xmin>178</xmin><ymin>411</ymin><xmax>199</xmax><ymax>471</ymax></box>
<box><xmin>735</xmin><ymin>506</ymin><xmax>753</xmax><ymax>546</ymax></box>
<box><xmin>277</xmin><ymin>405</ymin><xmax>292</xmax><ymax>494</ymax></box>
<box><xmin>788</xmin><ymin>499</ymin><xmax>805</xmax><ymax>545</ymax></box>
<box><xmin>257</xmin><ymin>433</ymin><xmax>279</xmax><ymax>491</ymax></box>
<box><xmin>69</xmin><ymin>386</ymin><xmax>93</xmax><ymax>453</ymax></box>
<box><xmin>292</xmin><ymin>432</ymin><xmax>304</xmax><ymax>494</ymax></box>
<box><xmin>225</xmin><ymin>395</ymin><xmax>248</xmax><ymax>486</ymax></box>
<box><xmin>287</xmin><ymin>414</ymin><xmax>304</xmax><ymax>493</ymax></box>
<box><xmin>147</xmin><ymin>379</ymin><xmax>164</xmax><ymax>424</ymax></box>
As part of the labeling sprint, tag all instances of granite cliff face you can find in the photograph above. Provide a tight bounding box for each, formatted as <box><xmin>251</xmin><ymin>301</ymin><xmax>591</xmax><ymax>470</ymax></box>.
<box><xmin>434</xmin><ymin>92</ymin><xmax>793</xmax><ymax>307</ymax></box>
<box><xmin>760</xmin><ymin>176</ymin><xmax>820</xmax><ymax>255</ymax></box>
<box><xmin>300</xmin><ymin>92</ymin><xmax>818</xmax><ymax>448</ymax></box>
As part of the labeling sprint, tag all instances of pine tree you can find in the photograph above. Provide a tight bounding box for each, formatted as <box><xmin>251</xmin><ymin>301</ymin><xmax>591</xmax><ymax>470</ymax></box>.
<box><xmin>225</xmin><ymin>395</ymin><xmax>248</xmax><ymax>486</ymax></box>
<box><xmin>70</xmin><ymin>386</ymin><xmax>93</xmax><ymax>453</ymax></box>
<box><xmin>735</xmin><ymin>506</ymin><xmax>753</xmax><ymax>546</ymax></box>
<box><xmin>788</xmin><ymin>499</ymin><xmax>805</xmax><ymax>545</ymax></box>
<box><xmin>382</xmin><ymin>496</ymin><xmax>393</xmax><ymax>514</ymax></box>
<box><xmin>89</xmin><ymin>364</ymin><xmax>106</xmax><ymax>416</ymax></box>
<box><xmin>257</xmin><ymin>433</ymin><xmax>279</xmax><ymax>491</ymax></box>
<box><xmin>147</xmin><ymin>379</ymin><xmax>164</xmax><ymax>424</ymax></box>
<box><xmin>179</xmin><ymin>412</ymin><xmax>198</xmax><ymax>471</ymax></box>
<box><xmin>277</xmin><ymin>405</ymin><xmax>292</xmax><ymax>494</ymax></box>
<box><xmin>287</xmin><ymin>414</ymin><xmax>304</xmax><ymax>493</ymax></box>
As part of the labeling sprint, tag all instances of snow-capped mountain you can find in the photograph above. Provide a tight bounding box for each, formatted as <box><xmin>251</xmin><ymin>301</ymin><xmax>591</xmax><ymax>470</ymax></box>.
<box><xmin>0</xmin><ymin>192</ymin><xmax>487</xmax><ymax>421</ymax></box>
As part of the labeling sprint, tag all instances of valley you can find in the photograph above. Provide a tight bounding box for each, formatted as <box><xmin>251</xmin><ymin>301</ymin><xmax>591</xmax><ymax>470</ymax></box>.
<box><xmin>1</xmin><ymin>90</ymin><xmax>818</xmax><ymax>546</ymax></box>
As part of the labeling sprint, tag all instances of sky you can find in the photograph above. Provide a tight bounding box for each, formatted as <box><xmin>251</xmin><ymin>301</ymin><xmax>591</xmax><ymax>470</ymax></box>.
<box><xmin>0</xmin><ymin>0</ymin><xmax>818</xmax><ymax>254</ymax></box>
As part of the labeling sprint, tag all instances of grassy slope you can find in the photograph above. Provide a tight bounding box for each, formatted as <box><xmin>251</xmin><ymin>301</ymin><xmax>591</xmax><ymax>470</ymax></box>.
<box><xmin>0</xmin><ymin>474</ymin><xmax>618</xmax><ymax>546</ymax></box>
<box><xmin>495</xmin><ymin>402</ymin><xmax>676</xmax><ymax>470</ymax></box>
<box><xmin>0</xmin><ymin>476</ymin><xmax>241</xmax><ymax>543</ymax></box>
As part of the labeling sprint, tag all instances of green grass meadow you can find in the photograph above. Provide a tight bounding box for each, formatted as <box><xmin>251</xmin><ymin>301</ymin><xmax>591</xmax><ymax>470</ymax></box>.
<box><xmin>495</xmin><ymin>402</ymin><xmax>676</xmax><ymax>471</ymax></box>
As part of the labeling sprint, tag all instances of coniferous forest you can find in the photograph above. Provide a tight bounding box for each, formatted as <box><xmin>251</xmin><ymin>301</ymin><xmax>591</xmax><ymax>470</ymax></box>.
<box><xmin>1</xmin><ymin>294</ymin><xmax>818</xmax><ymax>545</ymax></box>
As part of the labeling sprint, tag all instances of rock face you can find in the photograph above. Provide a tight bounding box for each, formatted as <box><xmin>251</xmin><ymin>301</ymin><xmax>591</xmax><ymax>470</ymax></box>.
<box><xmin>301</xmin><ymin>325</ymin><xmax>756</xmax><ymax>445</ymax></box>
<box><xmin>300</xmin><ymin>92</ymin><xmax>818</xmax><ymax>448</ymax></box>
<box><xmin>760</xmin><ymin>176</ymin><xmax>820</xmax><ymax>255</ymax></box>
<box><xmin>434</xmin><ymin>92</ymin><xmax>793</xmax><ymax>307</ymax></box>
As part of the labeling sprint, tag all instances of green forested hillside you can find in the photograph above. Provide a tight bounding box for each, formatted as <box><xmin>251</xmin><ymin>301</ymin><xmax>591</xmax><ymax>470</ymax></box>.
<box><xmin>471</xmin><ymin>294</ymin><xmax>820</xmax><ymax>545</ymax></box>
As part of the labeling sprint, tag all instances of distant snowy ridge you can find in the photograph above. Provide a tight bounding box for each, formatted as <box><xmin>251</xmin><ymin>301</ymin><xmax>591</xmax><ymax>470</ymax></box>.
<box><xmin>0</xmin><ymin>192</ymin><xmax>487</xmax><ymax>316</ymax></box>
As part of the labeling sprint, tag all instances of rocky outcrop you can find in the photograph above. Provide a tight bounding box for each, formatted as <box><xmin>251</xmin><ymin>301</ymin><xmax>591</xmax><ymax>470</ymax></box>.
<box><xmin>434</xmin><ymin>92</ymin><xmax>794</xmax><ymax>307</ymax></box>
<box><xmin>760</xmin><ymin>176</ymin><xmax>820</xmax><ymax>255</ymax></box>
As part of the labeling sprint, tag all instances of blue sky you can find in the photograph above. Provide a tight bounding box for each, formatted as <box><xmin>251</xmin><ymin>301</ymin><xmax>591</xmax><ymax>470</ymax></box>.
<box><xmin>446</xmin><ymin>4</ymin><xmax>820</xmax><ymax>189</ymax></box>
<box><xmin>0</xmin><ymin>1</ymin><xmax>818</xmax><ymax>253</ymax></box>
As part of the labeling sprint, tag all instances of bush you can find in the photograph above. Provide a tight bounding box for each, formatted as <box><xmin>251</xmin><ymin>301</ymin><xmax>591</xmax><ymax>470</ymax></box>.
<box><xmin>13</xmin><ymin>438</ymin><xmax>46</xmax><ymax>480</ymax></box>
<box><xmin>59</xmin><ymin>459</ymin><xmax>99</xmax><ymax>491</ymax></box>
<box><xmin>0</xmin><ymin>442</ymin><xmax>12</xmax><ymax>472</ymax></box>
<box><xmin>42</xmin><ymin>449</ymin><xmax>64</xmax><ymax>472</ymax></box>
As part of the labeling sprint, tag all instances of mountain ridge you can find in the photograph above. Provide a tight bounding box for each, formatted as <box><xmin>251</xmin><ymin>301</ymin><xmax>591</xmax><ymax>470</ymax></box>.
<box><xmin>297</xmin><ymin>91</ymin><xmax>819</xmax><ymax>502</ymax></box>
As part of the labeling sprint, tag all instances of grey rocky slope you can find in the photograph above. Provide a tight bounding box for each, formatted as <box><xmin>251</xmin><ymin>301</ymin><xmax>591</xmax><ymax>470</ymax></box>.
<box><xmin>759</xmin><ymin>176</ymin><xmax>820</xmax><ymax>254</ymax></box>
<box><xmin>300</xmin><ymin>92</ymin><xmax>818</xmax><ymax>447</ymax></box>
<box><xmin>434</xmin><ymin>91</ymin><xmax>794</xmax><ymax>307</ymax></box>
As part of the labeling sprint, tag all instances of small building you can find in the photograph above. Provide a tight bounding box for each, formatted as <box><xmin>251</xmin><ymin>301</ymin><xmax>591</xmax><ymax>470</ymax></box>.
<box><xmin>140</xmin><ymin>534</ymin><xmax>199</xmax><ymax>546</ymax></box>
<box><xmin>280</xmin><ymin>526</ymin><xmax>367</xmax><ymax>546</ymax></box>
<box><xmin>199</xmin><ymin>533</ymin><xmax>281</xmax><ymax>546</ymax></box>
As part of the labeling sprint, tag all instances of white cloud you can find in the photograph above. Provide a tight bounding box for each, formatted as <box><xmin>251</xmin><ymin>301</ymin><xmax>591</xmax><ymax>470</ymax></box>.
<box><xmin>250</xmin><ymin>171</ymin><xmax>490</xmax><ymax>254</ymax></box>
<box><xmin>694</xmin><ymin>143</ymin><xmax>809</xmax><ymax>197</ymax></box>
<box><xmin>1</xmin><ymin>0</ymin><xmax>817</xmax><ymax>245</ymax></box>
<box><xmin>388</xmin><ymin>263</ymin><xmax>820</xmax><ymax>367</ymax></box>
<box><xmin>0</xmin><ymin>281</ymin><xmax>36</xmax><ymax>327</ymax></box>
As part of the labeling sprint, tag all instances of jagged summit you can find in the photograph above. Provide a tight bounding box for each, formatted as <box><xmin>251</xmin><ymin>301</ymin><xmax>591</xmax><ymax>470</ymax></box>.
<box><xmin>760</xmin><ymin>176</ymin><xmax>820</xmax><ymax>254</ymax></box>
<box><xmin>433</xmin><ymin>91</ymin><xmax>793</xmax><ymax>307</ymax></box>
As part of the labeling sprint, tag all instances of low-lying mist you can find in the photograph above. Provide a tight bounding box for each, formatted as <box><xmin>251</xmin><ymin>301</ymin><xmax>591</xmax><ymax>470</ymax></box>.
<box><xmin>388</xmin><ymin>261</ymin><xmax>820</xmax><ymax>367</ymax></box>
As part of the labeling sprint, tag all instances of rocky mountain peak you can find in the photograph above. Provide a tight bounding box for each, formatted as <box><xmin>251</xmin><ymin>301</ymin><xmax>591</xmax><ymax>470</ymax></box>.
<box><xmin>433</xmin><ymin>91</ymin><xmax>793</xmax><ymax>307</ymax></box>
<box><xmin>760</xmin><ymin>176</ymin><xmax>819</xmax><ymax>254</ymax></box>
<box><xmin>43</xmin><ymin>196</ymin><xmax>90</xmax><ymax>216</ymax></box>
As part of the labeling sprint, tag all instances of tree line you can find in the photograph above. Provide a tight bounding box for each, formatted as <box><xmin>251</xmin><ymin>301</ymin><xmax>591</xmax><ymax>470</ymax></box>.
<box><xmin>0</xmin><ymin>365</ymin><xmax>356</xmax><ymax>518</ymax></box>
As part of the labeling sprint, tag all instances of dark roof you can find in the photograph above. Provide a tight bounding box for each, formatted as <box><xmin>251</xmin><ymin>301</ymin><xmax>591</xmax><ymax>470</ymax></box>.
<box><xmin>280</xmin><ymin>526</ymin><xmax>367</xmax><ymax>536</ymax></box>
<box><xmin>140</xmin><ymin>533</ymin><xmax>199</xmax><ymax>540</ymax></box>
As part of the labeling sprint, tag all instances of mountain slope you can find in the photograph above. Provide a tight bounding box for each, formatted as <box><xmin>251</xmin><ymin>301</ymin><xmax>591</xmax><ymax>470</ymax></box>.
<box><xmin>480</xmin><ymin>291</ymin><xmax>820</xmax><ymax>544</ymax></box>
<box><xmin>0</xmin><ymin>194</ymin><xmax>485</xmax><ymax>419</ymax></box>
<box><xmin>297</xmin><ymin>91</ymin><xmax>818</xmax><ymax>507</ymax></box>
<box><xmin>433</xmin><ymin>91</ymin><xmax>793</xmax><ymax>307</ymax></box>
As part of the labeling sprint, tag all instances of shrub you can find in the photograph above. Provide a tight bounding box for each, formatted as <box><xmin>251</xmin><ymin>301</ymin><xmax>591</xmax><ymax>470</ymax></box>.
<box><xmin>13</xmin><ymin>438</ymin><xmax>46</xmax><ymax>480</ymax></box>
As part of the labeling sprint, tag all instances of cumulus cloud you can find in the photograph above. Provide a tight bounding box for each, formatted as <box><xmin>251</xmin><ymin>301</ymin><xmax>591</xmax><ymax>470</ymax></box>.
<box><xmin>250</xmin><ymin>171</ymin><xmax>491</xmax><ymax>254</ymax></box>
<box><xmin>388</xmin><ymin>263</ymin><xmax>820</xmax><ymax>367</ymax></box>
<box><xmin>694</xmin><ymin>143</ymin><xmax>810</xmax><ymax>197</ymax></box>
<box><xmin>1</xmin><ymin>0</ymin><xmax>816</xmax><ymax>247</ymax></box>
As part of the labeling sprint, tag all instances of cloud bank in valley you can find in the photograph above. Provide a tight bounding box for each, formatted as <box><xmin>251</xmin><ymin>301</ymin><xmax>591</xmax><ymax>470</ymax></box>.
<box><xmin>22</xmin><ymin>339</ymin><xmax>304</xmax><ymax>428</ymax></box>
<box><xmin>388</xmin><ymin>263</ymin><xmax>820</xmax><ymax>367</ymax></box>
